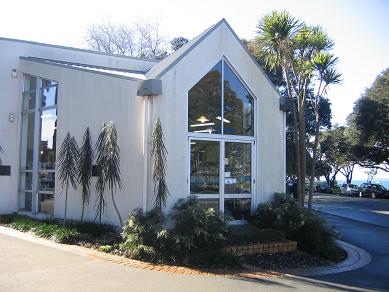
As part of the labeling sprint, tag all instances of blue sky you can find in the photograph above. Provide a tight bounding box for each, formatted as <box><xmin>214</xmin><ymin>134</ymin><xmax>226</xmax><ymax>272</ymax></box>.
<box><xmin>1</xmin><ymin>0</ymin><xmax>388</xmax><ymax>180</ymax></box>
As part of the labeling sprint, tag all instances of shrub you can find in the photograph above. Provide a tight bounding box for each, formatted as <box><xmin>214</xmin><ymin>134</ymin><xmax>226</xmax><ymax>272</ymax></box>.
<box><xmin>251</xmin><ymin>193</ymin><xmax>344</xmax><ymax>262</ymax></box>
<box><xmin>9</xmin><ymin>216</ymin><xmax>80</xmax><ymax>243</ymax></box>
<box><xmin>171</xmin><ymin>197</ymin><xmax>239</xmax><ymax>267</ymax></box>
<box><xmin>121</xmin><ymin>208</ymin><xmax>173</xmax><ymax>264</ymax></box>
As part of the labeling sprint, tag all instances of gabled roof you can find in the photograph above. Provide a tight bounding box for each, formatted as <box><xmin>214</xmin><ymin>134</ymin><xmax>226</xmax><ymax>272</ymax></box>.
<box><xmin>145</xmin><ymin>19</ymin><xmax>280</xmax><ymax>97</ymax></box>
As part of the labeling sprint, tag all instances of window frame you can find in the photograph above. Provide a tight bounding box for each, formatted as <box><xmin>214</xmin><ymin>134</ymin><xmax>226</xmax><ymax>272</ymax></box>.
<box><xmin>187</xmin><ymin>57</ymin><xmax>257</xmax><ymax>217</ymax></box>
<box><xmin>19</xmin><ymin>74</ymin><xmax>58</xmax><ymax>215</ymax></box>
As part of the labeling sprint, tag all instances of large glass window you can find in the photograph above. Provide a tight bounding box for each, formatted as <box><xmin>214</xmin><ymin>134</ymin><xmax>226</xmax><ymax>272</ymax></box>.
<box><xmin>188</xmin><ymin>62</ymin><xmax>222</xmax><ymax>134</ymax></box>
<box><xmin>190</xmin><ymin>140</ymin><xmax>219</xmax><ymax>194</ymax></box>
<box><xmin>188</xmin><ymin>60</ymin><xmax>254</xmax><ymax>136</ymax></box>
<box><xmin>188</xmin><ymin>59</ymin><xmax>255</xmax><ymax>221</ymax></box>
<box><xmin>19</xmin><ymin>75</ymin><xmax>58</xmax><ymax>215</ymax></box>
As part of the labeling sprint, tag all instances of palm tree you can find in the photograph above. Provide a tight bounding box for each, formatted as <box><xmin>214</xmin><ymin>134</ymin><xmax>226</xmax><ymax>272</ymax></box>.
<box><xmin>254</xmin><ymin>11</ymin><xmax>341</xmax><ymax>206</ymax></box>
<box><xmin>57</xmin><ymin>132</ymin><xmax>79</xmax><ymax>225</ymax></box>
<box><xmin>151</xmin><ymin>116</ymin><xmax>169</xmax><ymax>209</ymax></box>
<box><xmin>77</xmin><ymin>127</ymin><xmax>93</xmax><ymax>221</ymax></box>
<box><xmin>308</xmin><ymin>53</ymin><xmax>341</xmax><ymax>208</ymax></box>
<box><xmin>95</xmin><ymin>122</ymin><xmax>123</xmax><ymax>226</ymax></box>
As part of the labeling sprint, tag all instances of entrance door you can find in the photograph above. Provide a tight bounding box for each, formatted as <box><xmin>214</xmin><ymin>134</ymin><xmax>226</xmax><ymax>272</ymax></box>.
<box><xmin>189</xmin><ymin>138</ymin><xmax>255</xmax><ymax>220</ymax></box>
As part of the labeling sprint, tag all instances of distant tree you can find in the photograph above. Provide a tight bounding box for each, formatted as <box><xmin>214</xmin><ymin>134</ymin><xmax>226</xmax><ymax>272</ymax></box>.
<box><xmin>319</xmin><ymin>126</ymin><xmax>357</xmax><ymax>186</ymax></box>
<box><xmin>170</xmin><ymin>37</ymin><xmax>189</xmax><ymax>51</ymax></box>
<box><xmin>57</xmin><ymin>133</ymin><xmax>79</xmax><ymax>225</ymax></box>
<box><xmin>0</xmin><ymin>143</ymin><xmax>3</xmax><ymax>165</ymax></box>
<box><xmin>77</xmin><ymin>127</ymin><xmax>93</xmax><ymax>221</ymax></box>
<box><xmin>152</xmin><ymin>117</ymin><xmax>169</xmax><ymax>209</ymax></box>
<box><xmin>95</xmin><ymin>122</ymin><xmax>123</xmax><ymax>226</ymax></box>
<box><xmin>349</xmin><ymin>68</ymin><xmax>389</xmax><ymax>172</ymax></box>
<box><xmin>86</xmin><ymin>20</ymin><xmax>168</xmax><ymax>59</ymax></box>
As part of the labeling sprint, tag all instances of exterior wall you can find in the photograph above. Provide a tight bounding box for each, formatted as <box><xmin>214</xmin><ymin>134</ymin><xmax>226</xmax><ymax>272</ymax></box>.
<box><xmin>0</xmin><ymin>38</ymin><xmax>155</xmax><ymax>216</ymax></box>
<box><xmin>150</xmin><ymin>22</ymin><xmax>285</xmax><ymax>212</ymax></box>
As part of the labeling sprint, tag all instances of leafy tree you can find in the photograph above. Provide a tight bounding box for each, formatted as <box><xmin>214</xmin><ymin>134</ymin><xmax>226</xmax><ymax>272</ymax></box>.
<box><xmin>95</xmin><ymin>122</ymin><xmax>123</xmax><ymax>226</ymax></box>
<box><xmin>252</xmin><ymin>11</ymin><xmax>340</xmax><ymax>206</ymax></box>
<box><xmin>349</xmin><ymin>68</ymin><xmax>389</xmax><ymax>172</ymax></box>
<box><xmin>57</xmin><ymin>132</ymin><xmax>79</xmax><ymax>225</ymax></box>
<box><xmin>77</xmin><ymin>127</ymin><xmax>93</xmax><ymax>221</ymax></box>
<box><xmin>170</xmin><ymin>37</ymin><xmax>189</xmax><ymax>51</ymax></box>
<box><xmin>319</xmin><ymin>126</ymin><xmax>357</xmax><ymax>186</ymax></box>
<box><xmin>151</xmin><ymin>117</ymin><xmax>169</xmax><ymax>209</ymax></box>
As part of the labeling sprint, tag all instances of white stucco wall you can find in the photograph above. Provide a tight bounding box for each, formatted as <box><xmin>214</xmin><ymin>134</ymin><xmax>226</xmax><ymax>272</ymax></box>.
<box><xmin>149</xmin><ymin>22</ymin><xmax>285</xmax><ymax>212</ymax></box>
<box><xmin>19</xmin><ymin>60</ymin><xmax>145</xmax><ymax>225</ymax></box>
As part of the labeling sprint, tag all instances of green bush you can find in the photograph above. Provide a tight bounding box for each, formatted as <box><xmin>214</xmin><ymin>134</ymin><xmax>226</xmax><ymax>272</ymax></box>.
<box><xmin>251</xmin><ymin>193</ymin><xmax>344</xmax><ymax>262</ymax></box>
<box><xmin>171</xmin><ymin>197</ymin><xmax>239</xmax><ymax>267</ymax></box>
<box><xmin>121</xmin><ymin>208</ymin><xmax>173</xmax><ymax>264</ymax></box>
<box><xmin>9</xmin><ymin>216</ymin><xmax>80</xmax><ymax>243</ymax></box>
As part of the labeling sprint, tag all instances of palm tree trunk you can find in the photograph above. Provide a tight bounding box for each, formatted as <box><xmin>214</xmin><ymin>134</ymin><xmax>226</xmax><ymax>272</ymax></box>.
<box><xmin>111</xmin><ymin>189</ymin><xmax>123</xmax><ymax>227</ymax></box>
<box><xmin>81</xmin><ymin>201</ymin><xmax>85</xmax><ymax>222</ymax></box>
<box><xmin>284</xmin><ymin>69</ymin><xmax>302</xmax><ymax>202</ymax></box>
<box><xmin>64</xmin><ymin>183</ymin><xmax>68</xmax><ymax>225</ymax></box>
<box><xmin>308</xmin><ymin>109</ymin><xmax>320</xmax><ymax>209</ymax></box>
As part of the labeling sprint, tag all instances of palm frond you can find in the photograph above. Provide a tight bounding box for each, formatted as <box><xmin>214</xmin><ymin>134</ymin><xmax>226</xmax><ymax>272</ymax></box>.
<box><xmin>78</xmin><ymin>127</ymin><xmax>93</xmax><ymax>220</ymax></box>
<box><xmin>151</xmin><ymin>116</ymin><xmax>169</xmax><ymax>209</ymax></box>
<box><xmin>57</xmin><ymin>132</ymin><xmax>79</xmax><ymax>189</ymax></box>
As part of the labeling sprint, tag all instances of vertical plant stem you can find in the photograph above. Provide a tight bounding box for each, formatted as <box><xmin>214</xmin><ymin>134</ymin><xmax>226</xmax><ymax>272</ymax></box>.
<box><xmin>111</xmin><ymin>189</ymin><xmax>123</xmax><ymax>227</ymax></box>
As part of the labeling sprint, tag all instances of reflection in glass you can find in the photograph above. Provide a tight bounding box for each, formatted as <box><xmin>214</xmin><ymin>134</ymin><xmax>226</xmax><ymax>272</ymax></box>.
<box><xmin>38</xmin><ymin>193</ymin><xmax>54</xmax><ymax>215</ymax></box>
<box><xmin>224</xmin><ymin>198</ymin><xmax>251</xmax><ymax>220</ymax></box>
<box><xmin>39</xmin><ymin>109</ymin><xmax>57</xmax><ymax>170</ymax></box>
<box><xmin>41</xmin><ymin>85</ymin><xmax>58</xmax><ymax>108</ymax></box>
<box><xmin>190</xmin><ymin>140</ymin><xmax>219</xmax><ymax>194</ymax></box>
<box><xmin>20</xmin><ymin>113</ymin><xmax>35</xmax><ymax>170</ymax></box>
<box><xmin>22</xmin><ymin>91</ymin><xmax>36</xmax><ymax>111</ymax></box>
<box><xmin>188</xmin><ymin>61</ymin><xmax>222</xmax><ymax>134</ymax></box>
<box><xmin>23</xmin><ymin>75</ymin><xmax>37</xmax><ymax>92</ymax></box>
<box><xmin>19</xmin><ymin>172</ymin><xmax>33</xmax><ymax>191</ymax></box>
<box><xmin>224</xmin><ymin>142</ymin><xmax>251</xmax><ymax>194</ymax></box>
<box><xmin>223</xmin><ymin>63</ymin><xmax>254</xmax><ymax>136</ymax></box>
<box><xmin>197</xmin><ymin>199</ymin><xmax>219</xmax><ymax>211</ymax></box>
<box><xmin>19</xmin><ymin>192</ymin><xmax>32</xmax><ymax>211</ymax></box>
<box><xmin>39</xmin><ymin>171</ymin><xmax>55</xmax><ymax>192</ymax></box>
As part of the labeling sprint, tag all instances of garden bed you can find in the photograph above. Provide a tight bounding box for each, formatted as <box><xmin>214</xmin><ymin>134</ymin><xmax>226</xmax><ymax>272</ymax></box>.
<box><xmin>0</xmin><ymin>212</ymin><xmax>345</xmax><ymax>272</ymax></box>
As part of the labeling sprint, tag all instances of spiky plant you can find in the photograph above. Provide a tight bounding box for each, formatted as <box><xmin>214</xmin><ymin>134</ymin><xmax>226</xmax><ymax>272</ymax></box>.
<box><xmin>77</xmin><ymin>127</ymin><xmax>93</xmax><ymax>221</ymax></box>
<box><xmin>0</xmin><ymin>143</ymin><xmax>3</xmax><ymax>165</ymax></box>
<box><xmin>57</xmin><ymin>132</ymin><xmax>79</xmax><ymax>225</ymax></box>
<box><xmin>151</xmin><ymin>116</ymin><xmax>169</xmax><ymax>210</ymax></box>
<box><xmin>95</xmin><ymin>122</ymin><xmax>123</xmax><ymax>226</ymax></box>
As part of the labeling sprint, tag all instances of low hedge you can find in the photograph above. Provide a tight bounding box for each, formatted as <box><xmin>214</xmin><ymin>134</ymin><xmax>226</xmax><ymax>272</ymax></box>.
<box><xmin>251</xmin><ymin>193</ymin><xmax>345</xmax><ymax>262</ymax></box>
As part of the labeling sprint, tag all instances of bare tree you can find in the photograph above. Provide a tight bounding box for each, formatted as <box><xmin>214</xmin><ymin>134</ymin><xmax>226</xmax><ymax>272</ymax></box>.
<box><xmin>85</xmin><ymin>20</ymin><xmax>168</xmax><ymax>59</ymax></box>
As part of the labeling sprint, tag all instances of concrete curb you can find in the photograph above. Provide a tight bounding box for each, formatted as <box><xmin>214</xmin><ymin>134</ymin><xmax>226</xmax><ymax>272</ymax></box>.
<box><xmin>280</xmin><ymin>240</ymin><xmax>371</xmax><ymax>276</ymax></box>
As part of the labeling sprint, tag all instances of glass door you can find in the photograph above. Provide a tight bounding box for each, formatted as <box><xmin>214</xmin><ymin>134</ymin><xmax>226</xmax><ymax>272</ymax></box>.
<box><xmin>189</xmin><ymin>138</ymin><xmax>254</xmax><ymax>220</ymax></box>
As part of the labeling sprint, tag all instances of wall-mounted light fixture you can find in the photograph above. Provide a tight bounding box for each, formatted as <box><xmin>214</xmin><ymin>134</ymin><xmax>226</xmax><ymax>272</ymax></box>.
<box><xmin>11</xmin><ymin>69</ymin><xmax>18</xmax><ymax>78</ymax></box>
<box><xmin>9</xmin><ymin>114</ymin><xmax>15</xmax><ymax>122</ymax></box>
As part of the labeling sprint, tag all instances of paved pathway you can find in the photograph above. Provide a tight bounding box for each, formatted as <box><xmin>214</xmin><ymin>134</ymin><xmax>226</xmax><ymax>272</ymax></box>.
<box><xmin>310</xmin><ymin>194</ymin><xmax>389</xmax><ymax>291</ymax></box>
<box><xmin>0</xmin><ymin>229</ymin><xmax>369</xmax><ymax>292</ymax></box>
<box><xmin>312</xmin><ymin>194</ymin><xmax>389</xmax><ymax>228</ymax></box>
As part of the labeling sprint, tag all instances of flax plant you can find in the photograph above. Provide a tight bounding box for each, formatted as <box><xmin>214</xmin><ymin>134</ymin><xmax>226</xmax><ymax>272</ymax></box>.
<box><xmin>57</xmin><ymin>132</ymin><xmax>79</xmax><ymax>225</ymax></box>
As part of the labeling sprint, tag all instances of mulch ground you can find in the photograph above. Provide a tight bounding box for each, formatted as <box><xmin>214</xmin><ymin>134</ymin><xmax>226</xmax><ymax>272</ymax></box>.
<box><xmin>242</xmin><ymin>251</ymin><xmax>330</xmax><ymax>271</ymax></box>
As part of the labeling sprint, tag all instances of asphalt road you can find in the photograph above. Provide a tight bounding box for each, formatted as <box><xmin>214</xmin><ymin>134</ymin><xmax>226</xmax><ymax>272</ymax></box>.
<box><xmin>311</xmin><ymin>193</ymin><xmax>389</xmax><ymax>291</ymax></box>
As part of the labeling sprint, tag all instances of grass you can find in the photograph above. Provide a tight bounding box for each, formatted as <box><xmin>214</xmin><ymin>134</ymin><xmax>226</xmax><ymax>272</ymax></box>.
<box><xmin>0</xmin><ymin>214</ymin><xmax>117</xmax><ymax>244</ymax></box>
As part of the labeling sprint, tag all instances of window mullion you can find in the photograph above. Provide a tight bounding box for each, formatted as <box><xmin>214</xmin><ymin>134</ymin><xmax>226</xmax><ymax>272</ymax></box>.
<box><xmin>31</xmin><ymin>78</ymin><xmax>41</xmax><ymax>214</ymax></box>
<box><xmin>221</xmin><ymin>59</ymin><xmax>224</xmax><ymax>135</ymax></box>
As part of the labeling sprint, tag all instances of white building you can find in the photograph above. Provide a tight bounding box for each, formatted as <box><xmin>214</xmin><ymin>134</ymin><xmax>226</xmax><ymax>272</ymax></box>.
<box><xmin>0</xmin><ymin>19</ymin><xmax>286</xmax><ymax>225</ymax></box>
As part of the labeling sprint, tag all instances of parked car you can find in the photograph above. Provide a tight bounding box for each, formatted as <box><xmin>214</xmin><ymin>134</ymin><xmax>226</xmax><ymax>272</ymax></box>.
<box><xmin>315</xmin><ymin>182</ymin><xmax>332</xmax><ymax>194</ymax></box>
<box><xmin>340</xmin><ymin>183</ymin><xmax>360</xmax><ymax>196</ymax></box>
<box><xmin>359</xmin><ymin>183</ymin><xmax>388</xmax><ymax>198</ymax></box>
